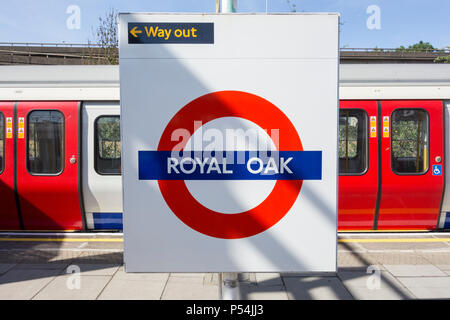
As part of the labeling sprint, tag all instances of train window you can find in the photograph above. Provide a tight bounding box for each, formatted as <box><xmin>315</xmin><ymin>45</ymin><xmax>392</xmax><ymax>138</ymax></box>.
<box><xmin>0</xmin><ymin>112</ymin><xmax>3</xmax><ymax>174</ymax></box>
<box><xmin>27</xmin><ymin>110</ymin><xmax>64</xmax><ymax>175</ymax></box>
<box><xmin>95</xmin><ymin>116</ymin><xmax>121</xmax><ymax>175</ymax></box>
<box><xmin>391</xmin><ymin>109</ymin><xmax>429</xmax><ymax>174</ymax></box>
<box><xmin>339</xmin><ymin>109</ymin><xmax>368</xmax><ymax>175</ymax></box>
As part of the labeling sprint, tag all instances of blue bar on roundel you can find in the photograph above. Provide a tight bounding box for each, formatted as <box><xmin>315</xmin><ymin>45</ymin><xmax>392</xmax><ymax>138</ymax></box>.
<box><xmin>138</xmin><ymin>151</ymin><xmax>322</xmax><ymax>180</ymax></box>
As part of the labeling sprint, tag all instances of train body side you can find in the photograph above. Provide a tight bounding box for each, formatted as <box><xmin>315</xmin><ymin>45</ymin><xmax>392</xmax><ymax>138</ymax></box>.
<box><xmin>0</xmin><ymin>64</ymin><xmax>450</xmax><ymax>231</ymax></box>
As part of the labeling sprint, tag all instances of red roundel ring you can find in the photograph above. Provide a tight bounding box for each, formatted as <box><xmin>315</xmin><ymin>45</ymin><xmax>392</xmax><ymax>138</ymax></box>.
<box><xmin>157</xmin><ymin>91</ymin><xmax>303</xmax><ymax>239</ymax></box>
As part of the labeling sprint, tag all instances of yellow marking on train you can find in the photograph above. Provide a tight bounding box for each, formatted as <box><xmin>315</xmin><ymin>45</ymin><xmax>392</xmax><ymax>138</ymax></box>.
<box><xmin>424</xmin><ymin>145</ymin><xmax>427</xmax><ymax>170</ymax></box>
<box><xmin>0</xmin><ymin>237</ymin><xmax>448</xmax><ymax>243</ymax></box>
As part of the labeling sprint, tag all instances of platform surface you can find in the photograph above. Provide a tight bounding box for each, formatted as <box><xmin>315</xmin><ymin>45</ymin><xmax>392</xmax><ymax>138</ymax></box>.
<box><xmin>1</xmin><ymin>232</ymin><xmax>450</xmax><ymax>300</ymax></box>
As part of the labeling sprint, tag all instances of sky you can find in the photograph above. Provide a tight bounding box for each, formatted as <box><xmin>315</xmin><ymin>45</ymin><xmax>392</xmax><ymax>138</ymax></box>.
<box><xmin>0</xmin><ymin>0</ymin><xmax>448</xmax><ymax>49</ymax></box>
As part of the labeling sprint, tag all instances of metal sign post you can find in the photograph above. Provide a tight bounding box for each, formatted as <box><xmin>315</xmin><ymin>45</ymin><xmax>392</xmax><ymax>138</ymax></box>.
<box><xmin>219</xmin><ymin>0</ymin><xmax>239</xmax><ymax>300</ymax></box>
<box><xmin>221</xmin><ymin>0</ymin><xmax>237</xmax><ymax>13</ymax></box>
<box><xmin>219</xmin><ymin>273</ymin><xmax>240</xmax><ymax>300</ymax></box>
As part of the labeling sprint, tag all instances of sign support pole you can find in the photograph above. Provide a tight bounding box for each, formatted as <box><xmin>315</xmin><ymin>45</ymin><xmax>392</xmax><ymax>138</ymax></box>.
<box><xmin>218</xmin><ymin>0</ymin><xmax>240</xmax><ymax>300</ymax></box>
<box><xmin>220</xmin><ymin>272</ymin><xmax>240</xmax><ymax>300</ymax></box>
<box><xmin>220</xmin><ymin>0</ymin><xmax>237</xmax><ymax>13</ymax></box>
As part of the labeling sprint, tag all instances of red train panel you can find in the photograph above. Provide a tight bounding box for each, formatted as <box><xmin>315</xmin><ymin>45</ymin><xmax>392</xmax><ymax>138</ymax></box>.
<box><xmin>0</xmin><ymin>102</ymin><xmax>21</xmax><ymax>229</ymax></box>
<box><xmin>377</xmin><ymin>100</ymin><xmax>444</xmax><ymax>230</ymax></box>
<box><xmin>338</xmin><ymin>101</ymin><xmax>378</xmax><ymax>230</ymax></box>
<box><xmin>338</xmin><ymin>100</ymin><xmax>444</xmax><ymax>231</ymax></box>
<box><xmin>1</xmin><ymin>98</ymin><xmax>446</xmax><ymax>232</ymax></box>
<box><xmin>15</xmin><ymin>101</ymin><xmax>83</xmax><ymax>230</ymax></box>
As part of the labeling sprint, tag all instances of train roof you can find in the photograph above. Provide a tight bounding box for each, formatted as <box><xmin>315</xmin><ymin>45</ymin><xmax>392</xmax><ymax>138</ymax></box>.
<box><xmin>0</xmin><ymin>65</ymin><xmax>119</xmax><ymax>88</ymax></box>
<box><xmin>340</xmin><ymin>64</ymin><xmax>450</xmax><ymax>87</ymax></box>
<box><xmin>0</xmin><ymin>64</ymin><xmax>449</xmax><ymax>100</ymax></box>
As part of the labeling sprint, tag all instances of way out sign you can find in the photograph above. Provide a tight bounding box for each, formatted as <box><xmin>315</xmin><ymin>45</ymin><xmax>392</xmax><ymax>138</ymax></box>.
<box><xmin>119</xmin><ymin>13</ymin><xmax>339</xmax><ymax>272</ymax></box>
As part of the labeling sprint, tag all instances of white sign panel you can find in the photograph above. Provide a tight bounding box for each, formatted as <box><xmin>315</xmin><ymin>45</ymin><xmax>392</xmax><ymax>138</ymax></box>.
<box><xmin>119</xmin><ymin>13</ymin><xmax>339</xmax><ymax>272</ymax></box>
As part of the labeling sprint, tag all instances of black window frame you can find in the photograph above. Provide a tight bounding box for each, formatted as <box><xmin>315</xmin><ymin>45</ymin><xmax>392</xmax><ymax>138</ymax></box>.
<box><xmin>94</xmin><ymin>115</ymin><xmax>121</xmax><ymax>176</ymax></box>
<box><xmin>26</xmin><ymin>109</ymin><xmax>65</xmax><ymax>176</ymax></box>
<box><xmin>339</xmin><ymin>108</ymin><xmax>369</xmax><ymax>176</ymax></box>
<box><xmin>390</xmin><ymin>108</ymin><xmax>430</xmax><ymax>176</ymax></box>
<box><xmin>0</xmin><ymin>111</ymin><xmax>4</xmax><ymax>175</ymax></box>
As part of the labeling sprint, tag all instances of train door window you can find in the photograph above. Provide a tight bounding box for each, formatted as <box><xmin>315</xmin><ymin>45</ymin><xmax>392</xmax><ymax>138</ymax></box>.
<box><xmin>27</xmin><ymin>110</ymin><xmax>64</xmax><ymax>175</ymax></box>
<box><xmin>0</xmin><ymin>112</ymin><xmax>3</xmax><ymax>173</ymax></box>
<box><xmin>339</xmin><ymin>109</ymin><xmax>368</xmax><ymax>175</ymax></box>
<box><xmin>391</xmin><ymin>109</ymin><xmax>429</xmax><ymax>174</ymax></box>
<box><xmin>95</xmin><ymin>116</ymin><xmax>121</xmax><ymax>175</ymax></box>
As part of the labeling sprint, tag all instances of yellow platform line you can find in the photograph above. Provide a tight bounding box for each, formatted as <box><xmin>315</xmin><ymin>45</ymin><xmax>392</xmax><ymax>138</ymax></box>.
<box><xmin>338</xmin><ymin>238</ymin><xmax>450</xmax><ymax>243</ymax></box>
<box><xmin>0</xmin><ymin>237</ymin><xmax>448</xmax><ymax>243</ymax></box>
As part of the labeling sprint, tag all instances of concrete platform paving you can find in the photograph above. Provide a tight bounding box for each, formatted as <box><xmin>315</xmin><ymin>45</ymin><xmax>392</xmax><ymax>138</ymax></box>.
<box><xmin>1</xmin><ymin>232</ymin><xmax>450</xmax><ymax>300</ymax></box>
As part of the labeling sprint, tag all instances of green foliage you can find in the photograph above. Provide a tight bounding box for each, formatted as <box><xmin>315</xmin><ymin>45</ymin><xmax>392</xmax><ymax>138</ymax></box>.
<box><xmin>433</xmin><ymin>46</ymin><xmax>450</xmax><ymax>63</ymax></box>
<box><xmin>339</xmin><ymin>116</ymin><xmax>358</xmax><ymax>158</ymax></box>
<box><xmin>407</xmin><ymin>41</ymin><xmax>435</xmax><ymax>51</ymax></box>
<box><xmin>392</xmin><ymin>120</ymin><xmax>422</xmax><ymax>158</ymax></box>
<box><xmin>396</xmin><ymin>41</ymin><xmax>438</xmax><ymax>52</ymax></box>
<box><xmin>286</xmin><ymin>0</ymin><xmax>297</xmax><ymax>12</ymax></box>
<box><xmin>86</xmin><ymin>7</ymin><xmax>118</xmax><ymax>65</ymax></box>
<box><xmin>434</xmin><ymin>55</ymin><xmax>450</xmax><ymax>63</ymax></box>
<box><xmin>98</xmin><ymin>117</ymin><xmax>121</xmax><ymax>159</ymax></box>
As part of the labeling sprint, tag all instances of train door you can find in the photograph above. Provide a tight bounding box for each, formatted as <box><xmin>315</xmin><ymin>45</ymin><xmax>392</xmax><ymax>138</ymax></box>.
<box><xmin>15</xmin><ymin>101</ymin><xmax>83</xmax><ymax>230</ymax></box>
<box><xmin>0</xmin><ymin>102</ymin><xmax>21</xmax><ymax>229</ymax></box>
<box><xmin>338</xmin><ymin>101</ymin><xmax>378</xmax><ymax>230</ymax></box>
<box><xmin>377</xmin><ymin>100</ymin><xmax>444</xmax><ymax>230</ymax></box>
<box><xmin>438</xmin><ymin>101</ymin><xmax>450</xmax><ymax>229</ymax></box>
<box><xmin>81</xmin><ymin>102</ymin><xmax>122</xmax><ymax>230</ymax></box>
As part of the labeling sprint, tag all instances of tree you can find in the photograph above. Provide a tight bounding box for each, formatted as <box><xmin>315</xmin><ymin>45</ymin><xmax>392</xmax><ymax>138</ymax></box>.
<box><xmin>434</xmin><ymin>56</ymin><xmax>450</xmax><ymax>63</ymax></box>
<box><xmin>286</xmin><ymin>0</ymin><xmax>297</xmax><ymax>12</ymax></box>
<box><xmin>434</xmin><ymin>46</ymin><xmax>450</xmax><ymax>63</ymax></box>
<box><xmin>85</xmin><ymin>7</ymin><xmax>118</xmax><ymax>65</ymax></box>
<box><xmin>396</xmin><ymin>41</ymin><xmax>437</xmax><ymax>52</ymax></box>
<box><xmin>98</xmin><ymin>117</ymin><xmax>121</xmax><ymax>158</ymax></box>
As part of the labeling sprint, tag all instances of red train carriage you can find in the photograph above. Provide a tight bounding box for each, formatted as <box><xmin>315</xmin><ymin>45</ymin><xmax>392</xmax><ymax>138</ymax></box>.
<box><xmin>0</xmin><ymin>64</ymin><xmax>449</xmax><ymax>231</ymax></box>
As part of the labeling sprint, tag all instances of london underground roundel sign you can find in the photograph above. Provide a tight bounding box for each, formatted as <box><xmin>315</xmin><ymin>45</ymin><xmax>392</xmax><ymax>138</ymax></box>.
<box><xmin>138</xmin><ymin>91</ymin><xmax>322</xmax><ymax>239</ymax></box>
